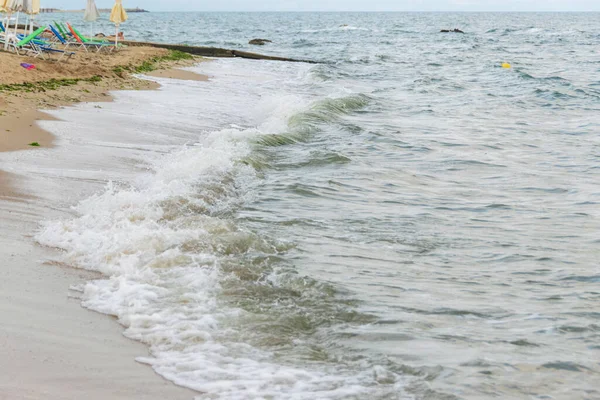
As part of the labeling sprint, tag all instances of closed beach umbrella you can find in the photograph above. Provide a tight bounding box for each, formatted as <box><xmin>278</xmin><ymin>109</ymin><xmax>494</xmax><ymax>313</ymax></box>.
<box><xmin>23</xmin><ymin>0</ymin><xmax>40</xmax><ymax>34</ymax></box>
<box><xmin>3</xmin><ymin>0</ymin><xmax>24</xmax><ymax>50</ymax></box>
<box><xmin>109</xmin><ymin>0</ymin><xmax>127</xmax><ymax>47</ymax></box>
<box><xmin>7</xmin><ymin>0</ymin><xmax>24</xmax><ymax>20</ymax></box>
<box><xmin>0</xmin><ymin>0</ymin><xmax>7</xmax><ymax>48</ymax></box>
<box><xmin>0</xmin><ymin>0</ymin><xmax>8</xmax><ymax>27</ymax></box>
<box><xmin>1</xmin><ymin>0</ymin><xmax>7</xmax><ymax>39</ymax></box>
<box><xmin>1</xmin><ymin>0</ymin><xmax>8</xmax><ymax>26</ymax></box>
<box><xmin>84</xmin><ymin>0</ymin><xmax>100</xmax><ymax>38</ymax></box>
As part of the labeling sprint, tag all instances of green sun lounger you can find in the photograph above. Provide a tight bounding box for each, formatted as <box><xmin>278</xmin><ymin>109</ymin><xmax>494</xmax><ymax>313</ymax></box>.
<box><xmin>54</xmin><ymin>21</ymin><xmax>69</xmax><ymax>38</ymax></box>
<box><xmin>66</xmin><ymin>23</ymin><xmax>115</xmax><ymax>52</ymax></box>
<box><xmin>16</xmin><ymin>26</ymin><xmax>46</xmax><ymax>48</ymax></box>
<box><xmin>71</xmin><ymin>25</ymin><xmax>110</xmax><ymax>44</ymax></box>
<box><xmin>15</xmin><ymin>26</ymin><xmax>75</xmax><ymax>61</ymax></box>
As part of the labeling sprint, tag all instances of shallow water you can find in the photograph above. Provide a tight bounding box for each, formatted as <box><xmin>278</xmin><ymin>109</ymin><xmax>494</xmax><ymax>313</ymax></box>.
<box><xmin>25</xmin><ymin>12</ymin><xmax>600</xmax><ymax>399</ymax></box>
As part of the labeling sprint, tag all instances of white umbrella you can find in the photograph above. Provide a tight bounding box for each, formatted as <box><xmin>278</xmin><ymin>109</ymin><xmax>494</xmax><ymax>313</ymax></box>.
<box><xmin>83</xmin><ymin>0</ymin><xmax>100</xmax><ymax>38</ymax></box>
<box><xmin>3</xmin><ymin>0</ymin><xmax>23</xmax><ymax>50</ymax></box>
<box><xmin>23</xmin><ymin>0</ymin><xmax>39</xmax><ymax>35</ymax></box>
<box><xmin>22</xmin><ymin>0</ymin><xmax>28</xmax><ymax>29</ymax></box>
<box><xmin>109</xmin><ymin>0</ymin><xmax>127</xmax><ymax>48</ymax></box>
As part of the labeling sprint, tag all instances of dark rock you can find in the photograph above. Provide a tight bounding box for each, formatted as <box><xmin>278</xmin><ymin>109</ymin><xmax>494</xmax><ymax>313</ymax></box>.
<box><xmin>249</xmin><ymin>38</ymin><xmax>273</xmax><ymax>46</ymax></box>
<box><xmin>121</xmin><ymin>41</ymin><xmax>319</xmax><ymax>63</ymax></box>
<box><xmin>440</xmin><ymin>29</ymin><xmax>465</xmax><ymax>33</ymax></box>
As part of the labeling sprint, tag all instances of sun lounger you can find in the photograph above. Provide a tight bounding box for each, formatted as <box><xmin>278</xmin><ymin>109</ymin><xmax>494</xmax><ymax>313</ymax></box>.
<box><xmin>50</xmin><ymin>23</ymin><xmax>96</xmax><ymax>52</ymax></box>
<box><xmin>66</xmin><ymin>23</ymin><xmax>115</xmax><ymax>52</ymax></box>
<box><xmin>17</xmin><ymin>33</ymin><xmax>51</xmax><ymax>46</ymax></box>
<box><xmin>37</xmin><ymin>44</ymin><xmax>76</xmax><ymax>61</ymax></box>
<box><xmin>14</xmin><ymin>26</ymin><xmax>76</xmax><ymax>61</ymax></box>
<box><xmin>66</xmin><ymin>24</ymin><xmax>110</xmax><ymax>44</ymax></box>
<box><xmin>54</xmin><ymin>21</ymin><xmax>70</xmax><ymax>39</ymax></box>
<box><xmin>14</xmin><ymin>26</ymin><xmax>75</xmax><ymax>61</ymax></box>
<box><xmin>49</xmin><ymin>25</ymin><xmax>77</xmax><ymax>49</ymax></box>
<box><xmin>13</xmin><ymin>26</ymin><xmax>48</xmax><ymax>58</ymax></box>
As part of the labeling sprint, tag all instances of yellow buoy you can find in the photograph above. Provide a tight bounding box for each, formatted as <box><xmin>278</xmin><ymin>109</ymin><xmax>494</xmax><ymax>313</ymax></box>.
<box><xmin>502</xmin><ymin>62</ymin><xmax>512</xmax><ymax>69</ymax></box>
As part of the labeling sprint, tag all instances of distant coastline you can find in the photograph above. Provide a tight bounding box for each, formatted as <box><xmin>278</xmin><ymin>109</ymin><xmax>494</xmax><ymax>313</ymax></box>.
<box><xmin>40</xmin><ymin>7</ymin><xmax>148</xmax><ymax>13</ymax></box>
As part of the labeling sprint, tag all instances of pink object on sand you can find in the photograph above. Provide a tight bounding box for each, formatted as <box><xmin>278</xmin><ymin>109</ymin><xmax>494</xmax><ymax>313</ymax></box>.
<box><xmin>20</xmin><ymin>63</ymin><xmax>35</xmax><ymax>70</ymax></box>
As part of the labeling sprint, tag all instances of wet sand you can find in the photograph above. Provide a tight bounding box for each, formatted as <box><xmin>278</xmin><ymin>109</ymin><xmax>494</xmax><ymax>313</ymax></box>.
<box><xmin>0</xmin><ymin>48</ymin><xmax>208</xmax><ymax>399</ymax></box>
<box><xmin>0</xmin><ymin>110</ymin><xmax>56</xmax><ymax>152</ymax></box>
<box><xmin>146</xmin><ymin>68</ymin><xmax>209</xmax><ymax>81</ymax></box>
<box><xmin>0</xmin><ymin>175</ymin><xmax>197</xmax><ymax>400</ymax></box>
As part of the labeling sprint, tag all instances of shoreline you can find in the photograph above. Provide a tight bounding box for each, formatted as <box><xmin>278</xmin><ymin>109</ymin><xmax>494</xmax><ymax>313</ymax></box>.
<box><xmin>0</xmin><ymin>47</ymin><xmax>208</xmax><ymax>399</ymax></box>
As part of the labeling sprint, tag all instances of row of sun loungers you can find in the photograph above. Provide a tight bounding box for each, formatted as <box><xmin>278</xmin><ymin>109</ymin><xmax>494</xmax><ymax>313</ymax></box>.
<box><xmin>0</xmin><ymin>21</ymin><xmax>118</xmax><ymax>61</ymax></box>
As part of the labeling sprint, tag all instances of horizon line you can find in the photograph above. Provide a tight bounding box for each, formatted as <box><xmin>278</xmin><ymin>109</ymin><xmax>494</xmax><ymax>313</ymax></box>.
<box><xmin>126</xmin><ymin>10</ymin><xmax>600</xmax><ymax>13</ymax></box>
<box><xmin>44</xmin><ymin>9</ymin><xmax>600</xmax><ymax>13</ymax></box>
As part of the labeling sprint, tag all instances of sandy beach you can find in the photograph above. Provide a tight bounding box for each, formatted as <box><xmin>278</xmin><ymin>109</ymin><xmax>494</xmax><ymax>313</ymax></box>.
<box><xmin>0</xmin><ymin>45</ymin><xmax>206</xmax><ymax>399</ymax></box>
<box><xmin>0</xmin><ymin>46</ymin><xmax>206</xmax><ymax>152</ymax></box>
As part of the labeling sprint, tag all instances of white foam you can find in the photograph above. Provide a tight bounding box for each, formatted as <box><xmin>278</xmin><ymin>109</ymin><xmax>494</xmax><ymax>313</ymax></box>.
<box><xmin>34</xmin><ymin>59</ymin><xmax>405</xmax><ymax>399</ymax></box>
<box><xmin>301</xmin><ymin>25</ymin><xmax>372</xmax><ymax>33</ymax></box>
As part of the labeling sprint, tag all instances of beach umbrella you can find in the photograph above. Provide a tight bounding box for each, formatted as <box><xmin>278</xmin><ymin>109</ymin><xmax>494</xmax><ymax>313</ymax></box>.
<box><xmin>3</xmin><ymin>0</ymin><xmax>24</xmax><ymax>50</ymax></box>
<box><xmin>23</xmin><ymin>0</ymin><xmax>40</xmax><ymax>35</ymax></box>
<box><xmin>109</xmin><ymin>0</ymin><xmax>127</xmax><ymax>48</ymax></box>
<box><xmin>0</xmin><ymin>0</ymin><xmax>8</xmax><ymax>31</ymax></box>
<box><xmin>0</xmin><ymin>0</ymin><xmax>6</xmax><ymax>50</ymax></box>
<box><xmin>0</xmin><ymin>0</ymin><xmax>9</xmax><ymax>15</ymax></box>
<box><xmin>84</xmin><ymin>0</ymin><xmax>100</xmax><ymax>38</ymax></box>
<box><xmin>21</xmin><ymin>0</ymin><xmax>28</xmax><ymax>25</ymax></box>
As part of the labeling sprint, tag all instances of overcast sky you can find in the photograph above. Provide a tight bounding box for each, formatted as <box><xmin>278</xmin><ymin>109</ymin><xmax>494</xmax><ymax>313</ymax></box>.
<box><xmin>47</xmin><ymin>0</ymin><xmax>600</xmax><ymax>12</ymax></box>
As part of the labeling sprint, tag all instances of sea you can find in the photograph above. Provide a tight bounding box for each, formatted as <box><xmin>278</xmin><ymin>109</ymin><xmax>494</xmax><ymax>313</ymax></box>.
<box><xmin>15</xmin><ymin>11</ymin><xmax>600</xmax><ymax>399</ymax></box>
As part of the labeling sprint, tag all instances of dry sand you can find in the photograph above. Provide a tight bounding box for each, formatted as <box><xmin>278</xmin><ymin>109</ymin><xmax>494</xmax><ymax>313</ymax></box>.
<box><xmin>0</xmin><ymin>46</ymin><xmax>208</xmax><ymax>399</ymax></box>
<box><xmin>1</xmin><ymin>46</ymin><xmax>207</xmax><ymax>152</ymax></box>
<box><xmin>0</xmin><ymin>45</ymin><xmax>190</xmax><ymax>85</ymax></box>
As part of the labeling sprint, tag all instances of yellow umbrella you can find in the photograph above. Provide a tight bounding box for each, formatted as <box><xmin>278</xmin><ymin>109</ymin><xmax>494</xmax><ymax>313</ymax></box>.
<box><xmin>29</xmin><ymin>0</ymin><xmax>39</xmax><ymax>14</ymax></box>
<box><xmin>1</xmin><ymin>0</ymin><xmax>7</xmax><ymax>51</ymax></box>
<box><xmin>0</xmin><ymin>1</ymin><xmax>6</xmax><ymax>43</ymax></box>
<box><xmin>109</xmin><ymin>0</ymin><xmax>127</xmax><ymax>47</ymax></box>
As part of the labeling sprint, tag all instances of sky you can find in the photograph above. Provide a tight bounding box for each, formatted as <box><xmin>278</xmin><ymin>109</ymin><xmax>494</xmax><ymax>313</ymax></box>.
<box><xmin>47</xmin><ymin>0</ymin><xmax>600</xmax><ymax>12</ymax></box>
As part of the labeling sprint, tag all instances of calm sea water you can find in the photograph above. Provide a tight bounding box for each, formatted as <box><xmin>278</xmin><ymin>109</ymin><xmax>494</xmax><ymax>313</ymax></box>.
<box><xmin>32</xmin><ymin>12</ymin><xmax>600</xmax><ymax>399</ymax></box>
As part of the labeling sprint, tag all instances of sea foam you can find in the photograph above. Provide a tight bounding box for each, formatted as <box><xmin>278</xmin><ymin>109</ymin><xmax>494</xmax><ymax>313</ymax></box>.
<box><xmin>35</xmin><ymin>60</ymin><xmax>406</xmax><ymax>399</ymax></box>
